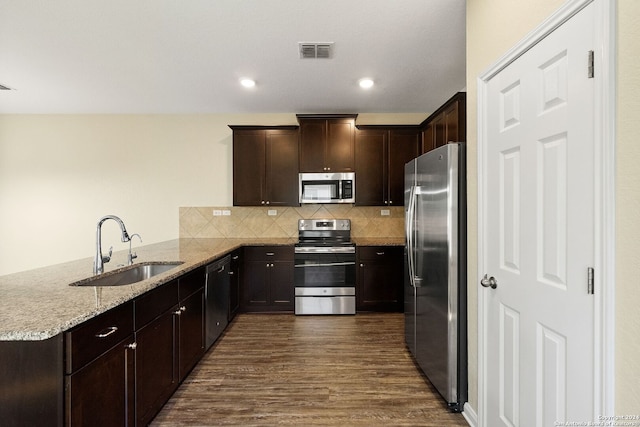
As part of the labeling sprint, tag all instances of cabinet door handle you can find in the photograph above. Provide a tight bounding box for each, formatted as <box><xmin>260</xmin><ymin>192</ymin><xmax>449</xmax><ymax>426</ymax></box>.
<box><xmin>95</xmin><ymin>326</ymin><xmax>118</xmax><ymax>338</ymax></box>
<box><xmin>127</xmin><ymin>342</ymin><xmax>137</xmax><ymax>350</ymax></box>
<box><xmin>217</xmin><ymin>265</ymin><xmax>225</xmax><ymax>273</ymax></box>
<box><xmin>232</xmin><ymin>256</ymin><xmax>239</xmax><ymax>260</ymax></box>
<box><xmin>228</xmin><ymin>271</ymin><xmax>234</xmax><ymax>275</ymax></box>
<box><xmin>180</xmin><ymin>306</ymin><xmax>186</xmax><ymax>312</ymax></box>
<box><xmin>360</xmin><ymin>263</ymin><xmax>364</xmax><ymax>267</ymax></box>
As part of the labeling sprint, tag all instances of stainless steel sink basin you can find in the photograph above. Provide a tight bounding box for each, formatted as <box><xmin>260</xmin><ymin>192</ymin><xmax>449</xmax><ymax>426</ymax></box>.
<box><xmin>70</xmin><ymin>261</ymin><xmax>184</xmax><ymax>287</ymax></box>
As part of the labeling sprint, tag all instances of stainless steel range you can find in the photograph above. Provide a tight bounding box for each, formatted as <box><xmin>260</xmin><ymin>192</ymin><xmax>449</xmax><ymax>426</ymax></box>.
<box><xmin>294</xmin><ymin>219</ymin><xmax>356</xmax><ymax>315</ymax></box>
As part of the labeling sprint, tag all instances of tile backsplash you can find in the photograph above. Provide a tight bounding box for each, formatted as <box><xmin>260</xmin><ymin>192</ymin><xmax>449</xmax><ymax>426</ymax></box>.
<box><xmin>179</xmin><ymin>205</ymin><xmax>405</xmax><ymax>239</ymax></box>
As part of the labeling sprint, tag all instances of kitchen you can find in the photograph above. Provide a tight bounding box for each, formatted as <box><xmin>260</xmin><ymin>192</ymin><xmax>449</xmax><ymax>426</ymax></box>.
<box><xmin>1</xmin><ymin>0</ymin><xmax>639</xmax><ymax>426</ymax></box>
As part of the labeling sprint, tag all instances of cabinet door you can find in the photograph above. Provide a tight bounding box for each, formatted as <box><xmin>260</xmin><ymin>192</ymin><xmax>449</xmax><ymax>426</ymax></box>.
<box><xmin>433</xmin><ymin>115</ymin><xmax>447</xmax><ymax>148</ymax></box>
<box><xmin>355</xmin><ymin>129</ymin><xmax>387</xmax><ymax>206</ymax></box>
<box><xmin>228</xmin><ymin>251</ymin><xmax>241</xmax><ymax>320</ymax></box>
<box><xmin>242</xmin><ymin>260</ymin><xmax>269</xmax><ymax>310</ymax></box>
<box><xmin>421</xmin><ymin>123</ymin><xmax>435</xmax><ymax>154</ymax></box>
<box><xmin>135</xmin><ymin>309</ymin><xmax>178</xmax><ymax>427</ymax></box>
<box><xmin>65</xmin><ymin>335</ymin><xmax>135</xmax><ymax>427</ymax></box>
<box><xmin>269</xmin><ymin>261</ymin><xmax>294</xmax><ymax>310</ymax></box>
<box><xmin>299</xmin><ymin>120</ymin><xmax>326</xmax><ymax>172</ymax></box>
<box><xmin>233</xmin><ymin>131</ymin><xmax>266</xmax><ymax>206</ymax></box>
<box><xmin>387</xmin><ymin>130</ymin><xmax>419</xmax><ymax>206</ymax></box>
<box><xmin>356</xmin><ymin>247</ymin><xmax>404</xmax><ymax>312</ymax></box>
<box><xmin>265</xmin><ymin>129</ymin><xmax>299</xmax><ymax>206</ymax></box>
<box><xmin>326</xmin><ymin>119</ymin><xmax>355</xmax><ymax>172</ymax></box>
<box><xmin>178</xmin><ymin>289</ymin><xmax>205</xmax><ymax>380</ymax></box>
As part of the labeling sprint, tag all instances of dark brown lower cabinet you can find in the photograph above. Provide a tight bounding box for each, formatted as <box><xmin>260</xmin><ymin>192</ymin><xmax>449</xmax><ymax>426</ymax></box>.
<box><xmin>65</xmin><ymin>335</ymin><xmax>136</xmax><ymax>426</ymax></box>
<box><xmin>228</xmin><ymin>250</ymin><xmax>241</xmax><ymax>321</ymax></box>
<box><xmin>241</xmin><ymin>246</ymin><xmax>294</xmax><ymax>312</ymax></box>
<box><xmin>64</xmin><ymin>302</ymin><xmax>136</xmax><ymax>427</ymax></box>
<box><xmin>356</xmin><ymin>246</ymin><xmax>404</xmax><ymax>312</ymax></box>
<box><xmin>178</xmin><ymin>287</ymin><xmax>205</xmax><ymax>379</ymax></box>
<box><xmin>135</xmin><ymin>309</ymin><xmax>178</xmax><ymax>426</ymax></box>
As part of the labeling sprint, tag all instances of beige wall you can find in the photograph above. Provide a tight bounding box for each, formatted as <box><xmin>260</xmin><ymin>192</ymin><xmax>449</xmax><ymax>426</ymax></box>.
<box><xmin>615</xmin><ymin>0</ymin><xmax>640</xmax><ymax>415</ymax></box>
<box><xmin>0</xmin><ymin>113</ymin><xmax>425</xmax><ymax>275</ymax></box>
<box><xmin>467</xmin><ymin>0</ymin><xmax>640</xmax><ymax>417</ymax></box>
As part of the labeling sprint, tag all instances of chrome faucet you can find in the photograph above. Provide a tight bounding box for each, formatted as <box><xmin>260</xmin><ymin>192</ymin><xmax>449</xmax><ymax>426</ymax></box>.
<box><xmin>128</xmin><ymin>233</ymin><xmax>142</xmax><ymax>265</ymax></box>
<box><xmin>94</xmin><ymin>215</ymin><xmax>131</xmax><ymax>275</ymax></box>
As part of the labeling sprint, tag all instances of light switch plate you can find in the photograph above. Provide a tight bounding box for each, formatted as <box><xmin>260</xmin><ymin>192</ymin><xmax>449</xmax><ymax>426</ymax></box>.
<box><xmin>381</xmin><ymin>209</ymin><xmax>390</xmax><ymax>216</ymax></box>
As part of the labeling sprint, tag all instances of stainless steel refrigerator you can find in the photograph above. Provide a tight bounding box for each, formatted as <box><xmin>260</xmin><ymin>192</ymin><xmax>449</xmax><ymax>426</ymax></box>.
<box><xmin>404</xmin><ymin>143</ymin><xmax>467</xmax><ymax>412</ymax></box>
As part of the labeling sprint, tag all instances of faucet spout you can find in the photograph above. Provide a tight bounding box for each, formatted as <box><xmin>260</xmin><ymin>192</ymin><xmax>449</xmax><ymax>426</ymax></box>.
<box><xmin>94</xmin><ymin>215</ymin><xmax>131</xmax><ymax>275</ymax></box>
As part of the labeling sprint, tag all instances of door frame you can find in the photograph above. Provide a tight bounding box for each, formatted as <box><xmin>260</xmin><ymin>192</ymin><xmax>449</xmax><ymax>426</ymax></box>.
<box><xmin>476</xmin><ymin>0</ymin><xmax>616</xmax><ymax>424</ymax></box>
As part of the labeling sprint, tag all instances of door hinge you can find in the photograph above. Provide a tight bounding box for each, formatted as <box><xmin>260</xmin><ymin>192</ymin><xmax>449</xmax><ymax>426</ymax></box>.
<box><xmin>588</xmin><ymin>50</ymin><xmax>595</xmax><ymax>78</ymax></box>
<box><xmin>587</xmin><ymin>267</ymin><xmax>595</xmax><ymax>294</ymax></box>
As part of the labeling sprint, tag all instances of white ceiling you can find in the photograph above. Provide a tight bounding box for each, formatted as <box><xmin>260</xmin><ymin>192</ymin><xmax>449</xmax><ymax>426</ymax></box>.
<box><xmin>0</xmin><ymin>0</ymin><xmax>466</xmax><ymax>114</ymax></box>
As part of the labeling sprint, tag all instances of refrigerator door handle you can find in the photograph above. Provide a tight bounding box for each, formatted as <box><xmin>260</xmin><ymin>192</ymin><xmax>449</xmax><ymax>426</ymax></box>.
<box><xmin>406</xmin><ymin>185</ymin><xmax>418</xmax><ymax>288</ymax></box>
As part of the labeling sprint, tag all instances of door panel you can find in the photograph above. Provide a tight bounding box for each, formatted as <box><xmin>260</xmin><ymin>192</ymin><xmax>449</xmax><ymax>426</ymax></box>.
<box><xmin>482</xmin><ymin>3</ymin><xmax>596</xmax><ymax>426</ymax></box>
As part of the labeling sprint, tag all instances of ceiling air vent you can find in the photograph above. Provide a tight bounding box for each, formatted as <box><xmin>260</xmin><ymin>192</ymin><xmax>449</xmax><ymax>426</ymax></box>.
<box><xmin>299</xmin><ymin>42</ymin><xmax>334</xmax><ymax>59</ymax></box>
<box><xmin>0</xmin><ymin>84</ymin><xmax>12</xmax><ymax>90</ymax></box>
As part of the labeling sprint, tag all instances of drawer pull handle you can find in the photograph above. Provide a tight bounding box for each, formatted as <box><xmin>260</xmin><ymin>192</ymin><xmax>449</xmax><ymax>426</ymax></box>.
<box><xmin>376</xmin><ymin>252</ymin><xmax>385</xmax><ymax>256</ymax></box>
<box><xmin>232</xmin><ymin>256</ymin><xmax>239</xmax><ymax>260</ymax></box>
<box><xmin>266</xmin><ymin>252</ymin><xmax>275</xmax><ymax>256</ymax></box>
<box><xmin>95</xmin><ymin>326</ymin><xmax>118</xmax><ymax>338</ymax></box>
<box><xmin>217</xmin><ymin>265</ymin><xmax>225</xmax><ymax>273</ymax></box>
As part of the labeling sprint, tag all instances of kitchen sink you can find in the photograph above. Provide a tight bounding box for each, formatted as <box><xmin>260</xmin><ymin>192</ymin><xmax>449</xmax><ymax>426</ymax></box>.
<box><xmin>69</xmin><ymin>261</ymin><xmax>184</xmax><ymax>287</ymax></box>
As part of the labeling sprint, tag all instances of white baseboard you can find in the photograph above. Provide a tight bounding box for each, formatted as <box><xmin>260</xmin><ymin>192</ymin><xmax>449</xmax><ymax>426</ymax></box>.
<box><xmin>462</xmin><ymin>402</ymin><xmax>478</xmax><ymax>427</ymax></box>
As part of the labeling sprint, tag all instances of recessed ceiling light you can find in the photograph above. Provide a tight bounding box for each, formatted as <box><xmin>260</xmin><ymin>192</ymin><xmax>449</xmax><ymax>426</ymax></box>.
<box><xmin>359</xmin><ymin>78</ymin><xmax>374</xmax><ymax>89</ymax></box>
<box><xmin>240</xmin><ymin>78</ymin><xmax>256</xmax><ymax>88</ymax></box>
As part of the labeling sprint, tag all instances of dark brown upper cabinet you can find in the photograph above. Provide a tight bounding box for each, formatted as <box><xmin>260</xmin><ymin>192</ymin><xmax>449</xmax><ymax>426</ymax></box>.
<box><xmin>355</xmin><ymin>126</ymin><xmax>419</xmax><ymax>206</ymax></box>
<box><xmin>231</xmin><ymin>126</ymin><xmax>299</xmax><ymax>207</ymax></box>
<box><xmin>297</xmin><ymin>114</ymin><xmax>357</xmax><ymax>173</ymax></box>
<box><xmin>420</xmin><ymin>92</ymin><xmax>466</xmax><ymax>154</ymax></box>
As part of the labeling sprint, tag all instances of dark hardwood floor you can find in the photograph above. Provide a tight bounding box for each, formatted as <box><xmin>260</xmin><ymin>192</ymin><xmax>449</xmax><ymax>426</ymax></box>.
<box><xmin>151</xmin><ymin>313</ymin><xmax>469</xmax><ymax>426</ymax></box>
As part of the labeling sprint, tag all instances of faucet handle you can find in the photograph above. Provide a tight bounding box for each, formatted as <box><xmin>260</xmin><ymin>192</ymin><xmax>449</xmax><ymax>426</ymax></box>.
<box><xmin>102</xmin><ymin>246</ymin><xmax>113</xmax><ymax>263</ymax></box>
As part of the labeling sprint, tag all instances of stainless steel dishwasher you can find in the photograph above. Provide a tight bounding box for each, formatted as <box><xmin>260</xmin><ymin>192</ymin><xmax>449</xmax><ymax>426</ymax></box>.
<box><xmin>205</xmin><ymin>255</ymin><xmax>230</xmax><ymax>349</ymax></box>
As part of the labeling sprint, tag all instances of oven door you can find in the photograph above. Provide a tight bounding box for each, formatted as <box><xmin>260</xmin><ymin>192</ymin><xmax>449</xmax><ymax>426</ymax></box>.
<box><xmin>294</xmin><ymin>247</ymin><xmax>356</xmax><ymax>289</ymax></box>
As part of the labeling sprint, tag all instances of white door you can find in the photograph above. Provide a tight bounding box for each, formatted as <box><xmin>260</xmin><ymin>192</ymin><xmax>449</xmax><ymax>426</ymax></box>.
<box><xmin>481</xmin><ymin>3</ymin><xmax>596</xmax><ymax>426</ymax></box>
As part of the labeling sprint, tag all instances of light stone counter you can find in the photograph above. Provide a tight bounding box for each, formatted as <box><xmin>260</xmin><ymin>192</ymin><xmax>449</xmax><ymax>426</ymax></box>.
<box><xmin>0</xmin><ymin>238</ymin><xmax>295</xmax><ymax>341</ymax></box>
<box><xmin>352</xmin><ymin>237</ymin><xmax>405</xmax><ymax>246</ymax></box>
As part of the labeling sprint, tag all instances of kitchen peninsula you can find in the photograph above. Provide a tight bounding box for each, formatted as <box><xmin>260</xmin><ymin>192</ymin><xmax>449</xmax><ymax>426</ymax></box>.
<box><xmin>0</xmin><ymin>234</ymin><xmax>403</xmax><ymax>426</ymax></box>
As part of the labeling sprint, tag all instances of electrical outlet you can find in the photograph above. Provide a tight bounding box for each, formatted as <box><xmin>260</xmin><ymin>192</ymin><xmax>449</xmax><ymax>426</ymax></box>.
<box><xmin>381</xmin><ymin>209</ymin><xmax>390</xmax><ymax>216</ymax></box>
<box><xmin>213</xmin><ymin>210</ymin><xmax>223</xmax><ymax>216</ymax></box>
<box><xmin>222</xmin><ymin>210</ymin><xmax>231</xmax><ymax>216</ymax></box>
<box><xmin>267</xmin><ymin>209</ymin><xmax>277</xmax><ymax>216</ymax></box>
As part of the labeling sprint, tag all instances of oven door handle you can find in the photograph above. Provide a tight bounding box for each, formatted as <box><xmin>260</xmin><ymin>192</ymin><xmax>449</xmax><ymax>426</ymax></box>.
<box><xmin>294</xmin><ymin>261</ymin><xmax>356</xmax><ymax>268</ymax></box>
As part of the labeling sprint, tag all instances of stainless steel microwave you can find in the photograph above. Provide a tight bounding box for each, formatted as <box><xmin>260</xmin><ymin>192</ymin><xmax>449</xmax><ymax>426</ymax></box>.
<box><xmin>299</xmin><ymin>172</ymin><xmax>355</xmax><ymax>204</ymax></box>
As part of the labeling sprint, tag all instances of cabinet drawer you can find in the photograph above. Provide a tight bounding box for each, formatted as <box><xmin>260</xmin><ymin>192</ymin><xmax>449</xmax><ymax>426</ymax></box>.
<box><xmin>179</xmin><ymin>266</ymin><xmax>206</xmax><ymax>299</ymax></box>
<box><xmin>64</xmin><ymin>302</ymin><xmax>134</xmax><ymax>374</ymax></box>
<box><xmin>135</xmin><ymin>280</ymin><xmax>179</xmax><ymax>329</ymax></box>
<box><xmin>357</xmin><ymin>246</ymin><xmax>403</xmax><ymax>261</ymax></box>
<box><xmin>244</xmin><ymin>245</ymin><xmax>294</xmax><ymax>261</ymax></box>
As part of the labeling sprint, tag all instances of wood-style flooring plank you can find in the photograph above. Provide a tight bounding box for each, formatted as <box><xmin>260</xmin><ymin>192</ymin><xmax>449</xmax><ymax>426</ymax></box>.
<box><xmin>151</xmin><ymin>313</ymin><xmax>468</xmax><ymax>426</ymax></box>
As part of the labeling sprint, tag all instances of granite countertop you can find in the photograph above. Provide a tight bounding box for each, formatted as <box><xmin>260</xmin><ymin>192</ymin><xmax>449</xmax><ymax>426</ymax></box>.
<box><xmin>0</xmin><ymin>237</ymin><xmax>404</xmax><ymax>342</ymax></box>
